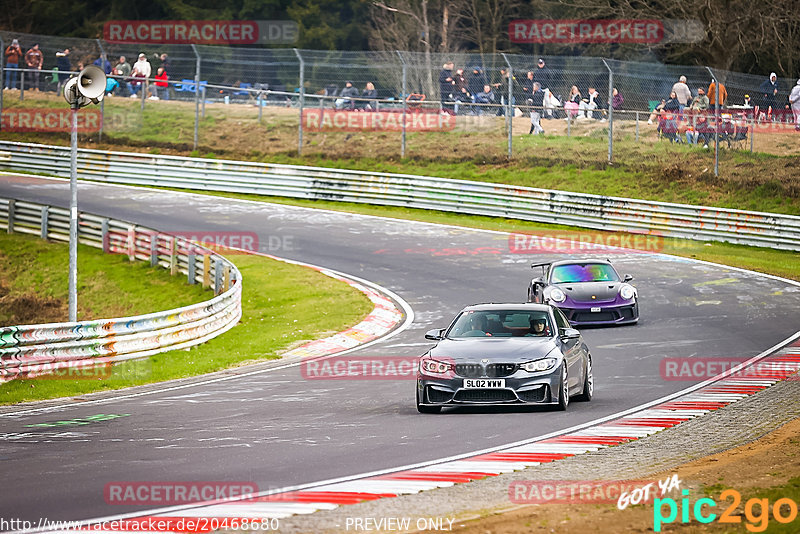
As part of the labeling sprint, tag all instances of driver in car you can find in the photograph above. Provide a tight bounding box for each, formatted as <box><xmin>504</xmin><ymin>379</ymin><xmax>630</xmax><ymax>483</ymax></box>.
<box><xmin>530</xmin><ymin>317</ymin><xmax>548</xmax><ymax>336</ymax></box>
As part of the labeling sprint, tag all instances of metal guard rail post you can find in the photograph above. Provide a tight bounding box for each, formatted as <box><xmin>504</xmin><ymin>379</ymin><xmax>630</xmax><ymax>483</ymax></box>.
<box><xmin>0</xmin><ymin>196</ymin><xmax>242</xmax><ymax>382</ymax></box>
<box><xmin>0</xmin><ymin>141</ymin><xmax>799</xmax><ymax>251</ymax></box>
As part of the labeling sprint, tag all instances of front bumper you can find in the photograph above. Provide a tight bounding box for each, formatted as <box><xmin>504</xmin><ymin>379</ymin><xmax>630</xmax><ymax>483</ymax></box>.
<box><xmin>417</xmin><ymin>371</ymin><xmax>562</xmax><ymax>407</ymax></box>
<box><xmin>558</xmin><ymin>301</ymin><xmax>639</xmax><ymax>326</ymax></box>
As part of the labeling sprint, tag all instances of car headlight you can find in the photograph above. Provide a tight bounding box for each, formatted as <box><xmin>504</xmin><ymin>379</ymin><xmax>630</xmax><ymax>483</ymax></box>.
<box><xmin>548</xmin><ymin>287</ymin><xmax>566</xmax><ymax>303</ymax></box>
<box><xmin>420</xmin><ymin>357</ymin><xmax>453</xmax><ymax>376</ymax></box>
<box><xmin>619</xmin><ymin>284</ymin><xmax>635</xmax><ymax>300</ymax></box>
<box><xmin>522</xmin><ymin>358</ymin><xmax>557</xmax><ymax>372</ymax></box>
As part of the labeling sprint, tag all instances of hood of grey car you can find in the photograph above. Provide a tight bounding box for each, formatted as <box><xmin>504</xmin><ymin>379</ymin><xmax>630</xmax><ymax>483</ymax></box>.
<box><xmin>559</xmin><ymin>281</ymin><xmax>620</xmax><ymax>302</ymax></box>
<box><xmin>430</xmin><ymin>337</ymin><xmax>558</xmax><ymax>363</ymax></box>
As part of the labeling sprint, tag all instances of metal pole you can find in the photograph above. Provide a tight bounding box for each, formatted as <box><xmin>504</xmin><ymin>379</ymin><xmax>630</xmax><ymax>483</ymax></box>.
<box><xmin>602</xmin><ymin>59</ymin><xmax>613</xmax><ymax>163</ymax></box>
<box><xmin>201</xmin><ymin>86</ymin><xmax>206</xmax><ymax>118</ymax></box>
<box><xmin>68</xmin><ymin>106</ymin><xmax>79</xmax><ymax>322</ymax></box>
<box><xmin>96</xmin><ymin>39</ymin><xmax>106</xmax><ymax>142</ymax></box>
<box><xmin>192</xmin><ymin>44</ymin><xmax>201</xmax><ymax>151</ymax></box>
<box><xmin>635</xmin><ymin>111</ymin><xmax>639</xmax><ymax>142</ymax></box>
<box><xmin>19</xmin><ymin>67</ymin><xmax>24</xmax><ymax>101</ymax></box>
<box><xmin>258</xmin><ymin>91</ymin><xmax>263</xmax><ymax>124</ymax></box>
<box><xmin>750</xmin><ymin>116</ymin><xmax>754</xmax><ymax>153</ymax></box>
<box><xmin>502</xmin><ymin>53</ymin><xmax>513</xmax><ymax>159</ymax></box>
<box><xmin>293</xmin><ymin>49</ymin><xmax>304</xmax><ymax>156</ymax></box>
<box><xmin>706</xmin><ymin>67</ymin><xmax>719</xmax><ymax>177</ymax></box>
<box><xmin>397</xmin><ymin>51</ymin><xmax>407</xmax><ymax>158</ymax></box>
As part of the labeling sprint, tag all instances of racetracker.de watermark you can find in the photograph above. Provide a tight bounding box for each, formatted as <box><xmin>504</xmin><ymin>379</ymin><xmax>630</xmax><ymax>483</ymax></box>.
<box><xmin>102</xmin><ymin>231</ymin><xmax>292</xmax><ymax>255</ymax></box>
<box><xmin>660</xmin><ymin>357</ymin><xmax>800</xmax><ymax>381</ymax></box>
<box><xmin>508</xmin><ymin>231</ymin><xmax>667</xmax><ymax>254</ymax></box>
<box><xmin>301</xmin><ymin>356</ymin><xmax>419</xmax><ymax>380</ymax></box>
<box><xmin>510</xmin><ymin>19</ymin><xmax>663</xmax><ymax>44</ymax></box>
<box><xmin>302</xmin><ymin>110</ymin><xmax>456</xmax><ymax>132</ymax></box>
<box><xmin>104</xmin><ymin>481</ymin><xmax>259</xmax><ymax>505</ymax></box>
<box><xmin>103</xmin><ymin>20</ymin><xmax>298</xmax><ymax>45</ymax></box>
<box><xmin>1</xmin><ymin>109</ymin><xmax>101</xmax><ymax>133</ymax></box>
<box><xmin>509</xmin><ymin>479</ymin><xmax>658</xmax><ymax>504</ymax></box>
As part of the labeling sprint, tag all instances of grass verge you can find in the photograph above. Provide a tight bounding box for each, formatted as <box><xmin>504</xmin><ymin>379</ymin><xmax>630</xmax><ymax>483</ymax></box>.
<box><xmin>0</xmin><ymin>235</ymin><xmax>373</xmax><ymax>405</ymax></box>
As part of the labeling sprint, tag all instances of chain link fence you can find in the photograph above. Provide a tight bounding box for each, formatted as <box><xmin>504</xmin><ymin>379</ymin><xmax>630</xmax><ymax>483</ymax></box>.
<box><xmin>2</xmin><ymin>29</ymin><xmax>798</xmax><ymax>168</ymax></box>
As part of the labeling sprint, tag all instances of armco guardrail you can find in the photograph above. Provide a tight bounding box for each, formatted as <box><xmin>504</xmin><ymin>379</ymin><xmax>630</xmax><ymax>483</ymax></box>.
<box><xmin>1</xmin><ymin>141</ymin><xmax>799</xmax><ymax>251</ymax></box>
<box><xmin>0</xmin><ymin>196</ymin><xmax>242</xmax><ymax>382</ymax></box>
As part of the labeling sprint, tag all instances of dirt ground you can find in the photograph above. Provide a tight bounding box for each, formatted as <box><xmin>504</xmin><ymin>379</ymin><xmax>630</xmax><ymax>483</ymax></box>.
<box><xmin>451</xmin><ymin>416</ymin><xmax>800</xmax><ymax>533</ymax></box>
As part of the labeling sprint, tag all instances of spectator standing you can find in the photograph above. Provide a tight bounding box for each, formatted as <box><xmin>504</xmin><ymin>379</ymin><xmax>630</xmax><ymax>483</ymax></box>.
<box><xmin>467</xmin><ymin>66</ymin><xmax>486</xmax><ymax>101</ymax></box>
<box><xmin>4</xmin><ymin>38</ymin><xmax>23</xmax><ymax>90</ymax></box>
<box><xmin>93</xmin><ymin>55</ymin><xmax>112</xmax><ymax>75</ymax></box>
<box><xmin>671</xmin><ymin>75</ymin><xmax>692</xmax><ymax>113</ymax></box>
<box><xmin>438</xmin><ymin>62</ymin><xmax>455</xmax><ymax>113</ymax></box>
<box><xmin>707</xmin><ymin>79</ymin><xmax>727</xmax><ymax>110</ymax></box>
<box><xmin>155</xmin><ymin>53</ymin><xmax>171</xmax><ymax>74</ymax></box>
<box><xmin>529</xmin><ymin>82</ymin><xmax>545</xmax><ymax>135</ymax></box>
<box><xmin>129</xmin><ymin>53</ymin><xmax>152</xmax><ymax>97</ymax></box>
<box><xmin>148</xmin><ymin>67</ymin><xmax>169</xmax><ymax>100</ymax></box>
<box><xmin>790</xmin><ymin>79</ymin><xmax>800</xmax><ymax>132</ymax></box>
<box><xmin>533</xmin><ymin>58</ymin><xmax>551</xmax><ymax>92</ymax></box>
<box><xmin>493</xmin><ymin>68</ymin><xmax>514</xmax><ymax>116</ymax></box>
<box><xmin>55</xmin><ymin>48</ymin><xmax>72</xmax><ymax>93</ymax></box>
<box><xmin>24</xmin><ymin>43</ymin><xmax>43</xmax><ymax>92</ymax></box>
<box><xmin>758</xmin><ymin>73</ymin><xmax>780</xmax><ymax>118</ymax></box>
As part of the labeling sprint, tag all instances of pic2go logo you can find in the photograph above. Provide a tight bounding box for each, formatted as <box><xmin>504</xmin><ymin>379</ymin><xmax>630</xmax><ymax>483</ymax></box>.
<box><xmin>654</xmin><ymin>489</ymin><xmax>800</xmax><ymax>532</ymax></box>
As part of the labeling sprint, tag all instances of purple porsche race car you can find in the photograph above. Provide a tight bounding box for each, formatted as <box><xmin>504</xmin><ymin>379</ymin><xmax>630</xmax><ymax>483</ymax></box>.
<box><xmin>527</xmin><ymin>259</ymin><xmax>639</xmax><ymax>326</ymax></box>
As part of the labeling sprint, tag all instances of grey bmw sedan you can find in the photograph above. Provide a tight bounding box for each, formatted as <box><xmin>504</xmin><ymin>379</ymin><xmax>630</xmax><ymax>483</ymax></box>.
<box><xmin>416</xmin><ymin>303</ymin><xmax>593</xmax><ymax>413</ymax></box>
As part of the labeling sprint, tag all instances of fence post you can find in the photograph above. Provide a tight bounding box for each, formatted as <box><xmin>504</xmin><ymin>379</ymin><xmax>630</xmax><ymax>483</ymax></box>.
<box><xmin>202</xmin><ymin>254</ymin><xmax>211</xmax><ymax>288</ymax></box>
<box><xmin>101</xmin><ymin>218</ymin><xmax>109</xmax><ymax>252</ymax></box>
<box><xmin>192</xmin><ymin>44</ymin><xmax>201</xmax><ymax>151</ymax></box>
<box><xmin>169</xmin><ymin>236</ymin><xmax>178</xmax><ymax>275</ymax></box>
<box><xmin>257</xmin><ymin>91</ymin><xmax>263</xmax><ymax>124</ymax></box>
<box><xmin>750</xmin><ymin>116</ymin><xmax>754</xmax><ymax>153</ymax></box>
<box><xmin>19</xmin><ymin>67</ymin><xmax>24</xmax><ymax>101</ymax></box>
<box><xmin>635</xmin><ymin>111</ymin><xmax>639</xmax><ymax>142</ymax></box>
<box><xmin>501</xmin><ymin>53</ymin><xmax>513</xmax><ymax>159</ymax></box>
<box><xmin>41</xmin><ymin>206</ymin><xmax>49</xmax><ymax>239</ymax></box>
<box><xmin>188</xmin><ymin>253</ymin><xmax>196</xmax><ymax>284</ymax></box>
<box><xmin>293</xmin><ymin>48</ymin><xmax>305</xmax><ymax>156</ymax></box>
<box><xmin>7</xmin><ymin>199</ymin><xmax>14</xmax><ymax>233</ymax></box>
<box><xmin>150</xmin><ymin>233</ymin><xmax>159</xmax><ymax>267</ymax></box>
<box><xmin>201</xmin><ymin>85</ymin><xmax>206</xmax><ymax>118</ymax></box>
<box><xmin>1</xmin><ymin>37</ymin><xmax>5</xmax><ymax>133</ymax></box>
<box><xmin>96</xmin><ymin>39</ymin><xmax>106</xmax><ymax>142</ymax></box>
<box><xmin>706</xmin><ymin>67</ymin><xmax>720</xmax><ymax>177</ymax></box>
<box><xmin>397</xmin><ymin>51</ymin><xmax>407</xmax><ymax>158</ymax></box>
<box><xmin>223</xmin><ymin>265</ymin><xmax>231</xmax><ymax>292</ymax></box>
<box><xmin>214</xmin><ymin>258</ymin><xmax>222</xmax><ymax>294</ymax></box>
<box><xmin>602</xmin><ymin>59</ymin><xmax>613</xmax><ymax>163</ymax></box>
<box><xmin>567</xmin><ymin>114</ymin><xmax>571</xmax><ymax>137</ymax></box>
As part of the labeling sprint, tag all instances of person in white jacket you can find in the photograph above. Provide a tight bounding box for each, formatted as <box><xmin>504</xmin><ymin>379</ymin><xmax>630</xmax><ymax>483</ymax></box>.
<box><xmin>790</xmin><ymin>79</ymin><xmax>800</xmax><ymax>132</ymax></box>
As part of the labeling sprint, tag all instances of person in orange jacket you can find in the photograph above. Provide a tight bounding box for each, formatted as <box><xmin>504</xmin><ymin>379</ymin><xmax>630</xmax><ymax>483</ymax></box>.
<box><xmin>707</xmin><ymin>79</ymin><xmax>727</xmax><ymax>111</ymax></box>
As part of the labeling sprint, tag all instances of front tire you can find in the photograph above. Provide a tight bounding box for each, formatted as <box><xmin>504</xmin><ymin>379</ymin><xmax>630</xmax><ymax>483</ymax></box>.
<box><xmin>556</xmin><ymin>364</ymin><xmax>569</xmax><ymax>411</ymax></box>
<box><xmin>575</xmin><ymin>357</ymin><xmax>593</xmax><ymax>402</ymax></box>
<box><xmin>416</xmin><ymin>386</ymin><xmax>441</xmax><ymax>414</ymax></box>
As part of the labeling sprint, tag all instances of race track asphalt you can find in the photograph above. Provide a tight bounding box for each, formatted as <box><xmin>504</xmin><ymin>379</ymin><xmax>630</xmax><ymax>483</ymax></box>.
<box><xmin>1</xmin><ymin>175</ymin><xmax>798</xmax><ymax>525</ymax></box>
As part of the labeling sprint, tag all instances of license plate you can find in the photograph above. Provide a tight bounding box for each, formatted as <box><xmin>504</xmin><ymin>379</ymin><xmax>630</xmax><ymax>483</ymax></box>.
<box><xmin>590</xmin><ymin>307</ymin><xmax>602</xmax><ymax>312</ymax></box>
<box><xmin>463</xmin><ymin>379</ymin><xmax>505</xmax><ymax>388</ymax></box>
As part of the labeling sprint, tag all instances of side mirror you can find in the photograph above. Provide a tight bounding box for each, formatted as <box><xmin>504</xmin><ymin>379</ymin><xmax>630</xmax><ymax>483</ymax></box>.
<box><xmin>425</xmin><ymin>329</ymin><xmax>444</xmax><ymax>341</ymax></box>
<box><xmin>623</xmin><ymin>274</ymin><xmax>634</xmax><ymax>282</ymax></box>
<box><xmin>559</xmin><ymin>328</ymin><xmax>581</xmax><ymax>341</ymax></box>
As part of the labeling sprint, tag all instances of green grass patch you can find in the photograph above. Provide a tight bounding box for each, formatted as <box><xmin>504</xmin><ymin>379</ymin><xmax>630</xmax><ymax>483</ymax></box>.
<box><xmin>0</xmin><ymin>236</ymin><xmax>373</xmax><ymax>405</ymax></box>
<box><xmin>0</xmin><ymin>232</ymin><xmax>208</xmax><ymax>325</ymax></box>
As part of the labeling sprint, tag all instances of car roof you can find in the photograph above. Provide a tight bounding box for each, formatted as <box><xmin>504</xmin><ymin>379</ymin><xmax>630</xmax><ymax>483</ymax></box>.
<box><xmin>461</xmin><ymin>303</ymin><xmax>553</xmax><ymax>313</ymax></box>
<box><xmin>550</xmin><ymin>259</ymin><xmax>614</xmax><ymax>267</ymax></box>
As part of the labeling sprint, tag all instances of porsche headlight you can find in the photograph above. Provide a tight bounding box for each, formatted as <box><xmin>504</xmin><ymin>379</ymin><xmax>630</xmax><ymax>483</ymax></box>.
<box><xmin>522</xmin><ymin>358</ymin><xmax>557</xmax><ymax>372</ymax></box>
<box><xmin>548</xmin><ymin>287</ymin><xmax>566</xmax><ymax>303</ymax></box>
<box><xmin>619</xmin><ymin>284</ymin><xmax>635</xmax><ymax>300</ymax></box>
<box><xmin>420</xmin><ymin>357</ymin><xmax>453</xmax><ymax>376</ymax></box>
